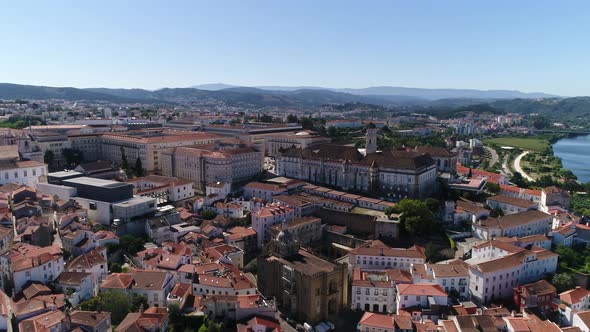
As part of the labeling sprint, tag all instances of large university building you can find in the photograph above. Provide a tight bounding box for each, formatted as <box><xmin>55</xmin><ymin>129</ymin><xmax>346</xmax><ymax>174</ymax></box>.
<box><xmin>276</xmin><ymin>129</ymin><xmax>438</xmax><ymax>199</ymax></box>
<box><xmin>160</xmin><ymin>141</ymin><xmax>263</xmax><ymax>194</ymax></box>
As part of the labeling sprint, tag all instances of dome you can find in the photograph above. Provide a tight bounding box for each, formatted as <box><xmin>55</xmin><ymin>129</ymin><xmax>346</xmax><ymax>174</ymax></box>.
<box><xmin>295</xmin><ymin>131</ymin><xmax>310</xmax><ymax>136</ymax></box>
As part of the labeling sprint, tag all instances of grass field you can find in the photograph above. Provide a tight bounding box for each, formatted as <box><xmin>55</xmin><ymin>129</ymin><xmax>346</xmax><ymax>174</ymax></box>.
<box><xmin>484</xmin><ymin>137</ymin><xmax>550</xmax><ymax>152</ymax></box>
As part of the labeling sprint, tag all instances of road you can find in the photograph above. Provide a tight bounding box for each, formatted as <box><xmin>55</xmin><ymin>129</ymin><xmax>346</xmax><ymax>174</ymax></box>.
<box><xmin>513</xmin><ymin>151</ymin><xmax>534</xmax><ymax>181</ymax></box>
<box><xmin>484</xmin><ymin>146</ymin><xmax>499</xmax><ymax>167</ymax></box>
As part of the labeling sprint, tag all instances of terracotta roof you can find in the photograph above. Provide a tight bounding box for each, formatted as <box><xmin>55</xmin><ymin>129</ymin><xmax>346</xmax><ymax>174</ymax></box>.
<box><xmin>350</xmin><ymin>240</ymin><xmax>426</xmax><ymax>259</ymax></box>
<box><xmin>70</xmin><ymin>310</ymin><xmax>111</xmax><ymax>328</ymax></box>
<box><xmin>66</xmin><ymin>247</ymin><xmax>106</xmax><ymax>270</ymax></box>
<box><xmin>476</xmin><ymin>210</ymin><xmax>551</xmax><ymax>230</ymax></box>
<box><xmin>397</xmin><ymin>283</ymin><xmax>447</xmax><ymax>297</ymax></box>
<box><xmin>487</xmin><ymin>194</ymin><xmax>537</xmax><ymax>208</ymax></box>
<box><xmin>560</xmin><ymin>287</ymin><xmax>590</xmax><ymax>305</ymax></box>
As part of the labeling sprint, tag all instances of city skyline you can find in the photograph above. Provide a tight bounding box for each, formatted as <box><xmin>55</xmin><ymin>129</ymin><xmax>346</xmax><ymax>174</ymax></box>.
<box><xmin>2</xmin><ymin>1</ymin><xmax>590</xmax><ymax>96</ymax></box>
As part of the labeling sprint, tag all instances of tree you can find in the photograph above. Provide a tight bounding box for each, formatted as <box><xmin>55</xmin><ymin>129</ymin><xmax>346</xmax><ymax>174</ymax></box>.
<box><xmin>134</xmin><ymin>157</ymin><xmax>145</xmax><ymax>177</ymax></box>
<box><xmin>109</xmin><ymin>262</ymin><xmax>122</xmax><ymax>273</ymax></box>
<box><xmin>301</xmin><ymin>117</ymin><xmax>314</xmax><ymax>130</ymax></box>
<box><xmin>62</xmin><ymin>148</ymin><xmax>84</xmax><ymax>166</ymax></box>
<box><xmin>200</xmin><ymin>210</ymin><xmax>217</xmax><ymax>220</ymax></box>
<box><xmin>424</xmin><ymin>198</ymin><xmax>440</xmax><ymax>213</ymax></box>
<box><xmin>119</xmin><ymin>234</ymin><xmax>147</xmax><ymax>255</ymax></box>
<box><xmin>80</xmin><ymin>291</ymin><xmax>135</xmax><ymax>325</ymax></box>
<box><xmin>396</xmin><ymin>199</ymin><xmax>435</xmax><ymax>235</ymax></box>
<box><xmin>485</xmin><ymin>182</ymin><xmax>501</xmax><ymax>194</ymax></box>
<box><xmin>259</xmin><ymin>114</ymin><xmax>273</xmax><ymax>123</ymax></box>
<box><xmin>552</xmin><ymin>273</ymin><xmax>576</xmax><ymax>293</ymax></box>
<box><xmin>120</xmin><ymin>146</ymin><xmax>129</xmax><ymax>172</ymax></box>
<box><xmin>286</xmin><ymin>114</ymin><xmax>298</xmax><ymax>123</ymax></box>
<box><xmin>44</xmin><ymin>150</ymin><xmax>55</xmax><ymax>166</ymax></box>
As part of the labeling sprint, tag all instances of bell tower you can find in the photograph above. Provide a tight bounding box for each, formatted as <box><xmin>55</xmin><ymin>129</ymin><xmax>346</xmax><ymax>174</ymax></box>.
<box><xmin>366</xmin><ymin>128</ymin><xmax>377</xmax><ymax>155</ymax></box>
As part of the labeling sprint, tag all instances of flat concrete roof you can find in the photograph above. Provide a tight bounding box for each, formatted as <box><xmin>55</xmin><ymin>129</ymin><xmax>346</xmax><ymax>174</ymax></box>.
<box><xmin>48</xmin><ymin>170</ymin><xmax>83</xmax><ymax>178</ymax></box>
<box><xmin>63</xmin><ymin>176</ymin><xmax>128</xmax><ymax>188</ymax></box>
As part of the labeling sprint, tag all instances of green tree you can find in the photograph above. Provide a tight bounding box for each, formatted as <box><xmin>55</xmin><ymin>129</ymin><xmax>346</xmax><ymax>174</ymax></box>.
<box><xmin>485</xmin><ymin>182</ymin><xmax>501</xmax><ymax>194</ymax></box>
<box><xmin>62</xmin><ymin>148</ymin><xmax>84</xmax><ymax>166</ymax></box>
<box><xmin>200</xmin><ymin>210</ymin><xmax>217</xmax><ymax>220</ymax></box>
<box><xmin>43</xmin><ymin>150</ymin><xmax>55</xmax><ymax>166</ymax></box>
<box><xmin>120</xmin><ymin>146</ymin><xmax>129</xmax><ymax>172</ymax></box>
<box><xmin>134</xmin><ymin>157</ymin><xmax>145</xmax><ymax>177</ymax></box>
<box><xmin>287</xmin><ymin>114</ymin><xmax>298</xmax><ymax>123</ymax></box>
<box><xmin>80</xmin><ymin>291</ymin><xmax>135</xmax><ymax>325</ymax></box>
<box><xmin>552</xmin><ymin>273</ymin><xmax>576</xmax><ymax>293</ymax></box>
<box><xmin>396</xmin><ymin>199</ymin><xmax>435</xmax><ymax>235</ymax></box>
<box><xmin>119</xmin><ymin>235</ymin><xmax>147</xmax><ymax>255</ymax></box>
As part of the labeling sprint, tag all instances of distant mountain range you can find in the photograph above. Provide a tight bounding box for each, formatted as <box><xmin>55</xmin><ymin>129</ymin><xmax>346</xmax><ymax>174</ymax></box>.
<box><xmin>191</xmin><ymin>83</ymin><xmax>558</xmax><ymax>100</ymax></box>
<box><xmin>0</xmin><ymin>82</ymin><xmax>560</xmax><ymax>109</ymax></box>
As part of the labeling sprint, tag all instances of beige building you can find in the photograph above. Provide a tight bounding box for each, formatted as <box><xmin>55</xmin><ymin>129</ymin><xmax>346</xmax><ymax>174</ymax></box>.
<box><xmin>100</xmin><ymin>129</ymin><xmax>221</xmax><ymax>172</ymax></box>
<box><xmin>161</xmin><ymin>141</ymin><xmax>263</xmax><ymax>194</ymax></box>
<box><xmin>257</xmin><ymin>227</ymin><xmax>348</xmax><ymax>325</ymax></box>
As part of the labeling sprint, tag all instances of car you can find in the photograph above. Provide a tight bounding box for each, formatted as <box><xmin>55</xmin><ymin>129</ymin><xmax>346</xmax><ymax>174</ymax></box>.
<box><xmin>325</xmin><ymin>321</ymin><xmax>335</xmax><ymax>330</ymax></box>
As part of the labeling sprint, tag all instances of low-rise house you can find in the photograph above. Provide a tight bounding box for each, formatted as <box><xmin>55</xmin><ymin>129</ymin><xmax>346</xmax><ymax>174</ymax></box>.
<box><xmin>0</xmin><ymin>226</ymin><xmax>14</xmax><ymax>255</ymax></box>
<box><xmin>560</xmin><ymin>287</ymin><xmax>590</xmax><ymax>325</ymax></box>
<box><xmin>56</xmin><ymin>271</ymin><xmax>96</xmax><ymax>307</ymax></box>
<box><xmin>193</xmin><ymin>263</ymin><xmax>257</xmax><ymax>296</ymax></box>
<box><xmin>572</xmin><ymin>311</ymin><xmax>590</xmax><ymax>332</ymax></box>
<box><xmin>237</xmin><ymin>316</ymin><xmax>283</xmax><ymax>332</ymax></box>
<box><xmin>100</xmin><ymin>270</ymin><xmax>175</xmax><ymax>307</ymax></box>
<box><xmin>70</xmin><ymin>310</ymin><xmax>112</xmax><ymax>332</ymax></box>
<box><xmin>65</xmin><ymin>247</ymin><xmax>109</xmax><ymax>283</ymax></box>
<box><xmin>349</xmin><ymin>240</ymin><xmax>426</xmax><ymax>271</ymax></box>
<box><xmin>513</xmin><ymin>279</ymin><xmax>556</xmax><ymax>313</ymax></box>
<box><xmin>356</xmin><ymin>312</ymin><xmax>413</xmax><ymax>332</ymax></box>
<box><xmin>116</xmin><ymin>307</ymin><xmax>169</xmax><ymax>332</ymax></box>
<box><xmin>208</xmin><ymin>201</ymin><xmax>245</xmax><ymax>219</ymax></box>
<box><xmin>18</xmin><ymin>309</ymin><xmax>67</xmax><ymax>332</ymax></box>
<box><xmin>224</xmin><ymin>226</ymin><xmax>257</xmax><ymax>253</ymax></box>
<box><xmin>411</xmin><ymin>262</ymin><xmax>470</xmax><ymax>299</ymax></box>
<box><xmin>396</xmin><ymin>283</ymin><xmax>448</xmax><ymax>313</ymax></box>
<box><xmin>201</xmin><ymin>294</ymin><xmax>276</xmax><ymax>321</ymax></box>
<box><xmin>351</xmin><ymin>268</ymin><xmax>412</xmax><ymax>313</ymax></box>
<box><xmin>200</xmin><ymin>244</ymin><xmax>245</xmax><ymax>269</ymax></box>
<box><xmin>551</xmin><ymin>222</ymin><xmax>576</xmax><ymax>247</ymax></box>
<box><xmin>1</xmin><ymin>243</ymin><xmax>64</xmax><ymax>292</ymax></box>
<box><xmin>486</xmin><ymin>194</ymin><xmax>538</xmax><ymax>215</ymax></box>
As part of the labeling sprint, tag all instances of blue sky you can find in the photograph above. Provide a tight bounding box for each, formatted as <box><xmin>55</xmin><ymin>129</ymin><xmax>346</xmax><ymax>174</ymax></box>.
<box><xmin>1</xmin><ymin>1</ymin><xmax>589</xmax><ymax>95</ymax></box>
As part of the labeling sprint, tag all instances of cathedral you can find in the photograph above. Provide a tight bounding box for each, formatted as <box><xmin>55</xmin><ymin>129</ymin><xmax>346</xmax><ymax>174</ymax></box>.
<box><xmin>276</xmin><ymin>129</ymin><xmax>438</xmax><ymax>199</ymax></box>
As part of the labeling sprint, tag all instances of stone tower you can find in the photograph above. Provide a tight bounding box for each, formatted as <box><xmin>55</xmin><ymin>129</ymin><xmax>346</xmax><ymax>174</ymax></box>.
<box><xmin>366</xmin><ymin>128</ymin><xmax>377</xmax><ymax>155</ymax></box>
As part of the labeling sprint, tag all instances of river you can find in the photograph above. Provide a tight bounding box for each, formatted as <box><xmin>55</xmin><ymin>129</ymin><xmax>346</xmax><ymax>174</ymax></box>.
<box><xmin>552</xmin><ymin>134</ymin><xmax>590</xmax><ymax>184</ymax></box>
